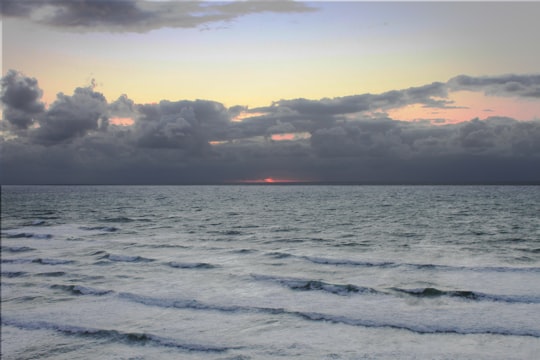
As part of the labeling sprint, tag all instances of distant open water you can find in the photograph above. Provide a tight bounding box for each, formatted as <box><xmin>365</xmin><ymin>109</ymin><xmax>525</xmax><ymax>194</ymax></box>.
<box><xmin>1</xmin><ymin>185</ymin><xmax>540</xmax><ymax>359</ymax></box>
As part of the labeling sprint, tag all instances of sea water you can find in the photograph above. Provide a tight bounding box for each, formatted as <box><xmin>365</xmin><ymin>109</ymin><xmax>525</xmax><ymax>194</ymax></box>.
<box><xmin>1</xmin><ymin>185</ymin><xmax>539</xmax><ymax>359</ymax></box>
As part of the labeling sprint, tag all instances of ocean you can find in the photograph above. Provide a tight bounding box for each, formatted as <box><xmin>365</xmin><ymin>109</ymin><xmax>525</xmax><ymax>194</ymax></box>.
<box><xmin>1</xmin><ymin>185</ymin><xmax>539</xmax><ymax>359</ymax></box>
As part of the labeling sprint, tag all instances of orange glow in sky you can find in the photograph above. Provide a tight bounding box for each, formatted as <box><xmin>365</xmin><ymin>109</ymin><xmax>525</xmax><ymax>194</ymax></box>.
<box><xmin>110</xmin><ymin>117</ymin><xmax>135</xmax><ymax>126</ymax></box>
<box><xmin>271</xmin><ymin>133</ymin><xmax>295</xmax><ymax>141</ymax></box>
<box><xmin>233</xmin><ymin>111</ymin><xmax>267</xmax><ymax>122</ymax></box>
<box><xmin>387</xmin><ymin>92</ymin><xmax>540</xmax><ymax>124</ymax></box>
<box><xmin>270</xmin><ymin>132</ymin><xmax>311</xmax><ymax>141</ymax></box>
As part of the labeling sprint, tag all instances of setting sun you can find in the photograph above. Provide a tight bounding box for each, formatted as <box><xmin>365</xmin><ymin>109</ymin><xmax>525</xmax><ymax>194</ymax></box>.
<box><xmin>236</xmin><ymin>177</ymin><xmax>310</xmax><ymax>184</ymax></box>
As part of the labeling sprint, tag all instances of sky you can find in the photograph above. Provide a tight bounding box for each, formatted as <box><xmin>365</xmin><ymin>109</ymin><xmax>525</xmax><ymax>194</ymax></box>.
<box><xmin>1</xmin><ymin>0</ymin><xmax>540</xmax><ymax>184</ymax></box>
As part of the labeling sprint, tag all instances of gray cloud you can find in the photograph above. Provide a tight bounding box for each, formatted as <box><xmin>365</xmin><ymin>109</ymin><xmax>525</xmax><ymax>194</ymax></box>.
<box><xmin>0</xmin><ymin>0</ymin><xmax>316</xmax><ymax>33</ymax></box>
<box><xmin>0</xmin><ymin>70</ymin><xmax>45</xmax><ymax>129</ymax></box>
<box><xmin>109</xmin><ymin>94</ymin><xmax>136</xmax><ymax>118</ymax></box>
<box><xmin>252</xmin><ymin>81</ymin><xmax>450</xmax><ymax>123</ymax></box>
<box><xmin>1</xmin><ymin>71</ymin><xmax>539</xmax><ymax>184</ymax></box>
<box><xmin>448</xmin><ymin>74</ymin><xmax>540</xmax><ymax>98</ymax></box>
<box><xmin>33</xmin><ymin>85</ymin><xmax>108</xmax><ymax>144</ymax></box>
<box><xmin>133</xmin><ymin>99</ymin><xmax>231</xmax><ymax>153</ymax></box>
<box><xmin>310</xmin><ymin>116</ymin><xmax>540</xmax><ymax>160</ymax></box>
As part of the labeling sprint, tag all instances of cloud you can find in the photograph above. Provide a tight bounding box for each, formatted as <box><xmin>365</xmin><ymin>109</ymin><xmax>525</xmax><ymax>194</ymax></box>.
<box><xmin>135</xmin><ymin>103</ymin><xmax>199</xmax><ymax>153</ymax></box>
<box><xmin>0</xmin><ymin>70</ymin><xmax>45</xmax><ymax>130</ymax></box>
<box><xmin>310</xmin><ymin>116</ymin><xmax>540</xmax><ymax>160</ymax></box>
<box><xmin>1</xmin><ymin>70</ymin><xmax>539</xmax><ymax>184</ymax></box>
<box><xmin>448</xmin><ymin>74</ymin><xmax>540</xmax><ymax>98</ymax></box>
<box><xmin>250</xmin><ymin>81</ymin><xmax>451</xmax><ymax>128</ymax></box>
<box><xmin>132</xmin><ymin>99</ymin><xmax>232</xmax><ymax>153</ymax></box>
<box><xmin>0</xmin><ymin>0</ymin><xmax>316</xmax><ymax>33</ymax></box>
<box><xmin>33</xmin><ymin>85</ymin><xmax>109</xmax><ymax>144</ymax></box>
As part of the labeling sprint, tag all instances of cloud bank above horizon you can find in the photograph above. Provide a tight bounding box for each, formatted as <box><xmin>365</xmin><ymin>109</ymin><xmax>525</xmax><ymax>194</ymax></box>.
<box><xmin>1</xmin><ymin>70</ymin><xmax>539</xmax><ymax>184</ymax></box>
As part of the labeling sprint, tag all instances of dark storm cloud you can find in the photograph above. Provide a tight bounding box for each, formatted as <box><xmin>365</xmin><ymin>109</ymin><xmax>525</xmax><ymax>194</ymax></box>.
<box><xmin>0</xmin><ymin>70</ymin><xmax>45</xmax><ymax>129</ymax></box>
<box><xmin>0</xmin><ymin>0</ymin><xmax>315</xmax><ymax>32</ymax></box>
<box><xmin>1</xmin><ymin>70</ymin><xmax>540</xmax><ymax>184</ymax></box>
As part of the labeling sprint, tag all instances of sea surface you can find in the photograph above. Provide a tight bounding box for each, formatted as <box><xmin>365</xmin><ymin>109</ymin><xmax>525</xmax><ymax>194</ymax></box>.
<box><xmin>1</xmin><ymin>185</ymin><xmax>539</xmax><ymax>359</ymax></box>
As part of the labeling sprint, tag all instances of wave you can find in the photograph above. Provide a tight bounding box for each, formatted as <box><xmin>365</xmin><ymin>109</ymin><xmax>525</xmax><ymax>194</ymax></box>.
<box><xmin>216</xmin><ymin>230</ymin><xmax>243</xmax><ymax>236</ymax></box>
<box><xmin>1</xmin><ymin>271</ymin><xmax>28</xmax><ymax>278</ymax></box>
<box><xmin>118</xmin><ymin>292</ymin><xmax>246</xmax><ymax>313</ymax></box>
<box><xmin>1</xmin><ymin>231</ymin><xmax>52</xmax><ymax>239</ymax></box>
<box><xmin>168</xmin><ymin>261</ymin><xmax>217</xmax><ymax>269</ymax></box>
<box><xmin>89</xmin><ymin>250</ymin><xmax>107</xmax><ymax>256</ymax></box>
<box><xmin>136</xmin><ymin>243</ymin><xmax>189</xmax><ymax>249</ymax></box>
<box><xmin>50</xmin><ymin>284</ymin><xmax>113</xmax><ymax>296</ymax></box>
<box><xmin>35</xmin><ymin>271</ymin><xmax>67</xmax><ymax>277</ymax></box>
<box><xmin>1</xmin><ymin>318</ymin><xmax>232</xmax><ymax>352</ymax></box>
<box><xmin>265</xmin><ymin>252</ymin><xmax>293</xmax><ymax>259</ymax></box>
<box><xmin>252</xmin><ymin>275</ymin><xmax>379</xmax><ymax>296</ymax></box>
<box><xmin>30</xmin><ymin>220</ymin><xmax>47</xmax><ymax>226</ymax></box>
<box><xmin>289</xmin><ymin>311</ymin><xmax>540</xmax><ymax>337</ymax></box>
<box><xmin>35</xmin><ymin>258</ymin><xmax>74</xmax><ymax>265</ymax></box>
<box><xmin>230</xmin><ymin>249</ymin><xmax>257</xmax><ymax>254</ymax></box>
<box><xmin>392</xmin><ymin>287</ymin><xmax>540</xmax><ymax>304</ymax></box>
<box><xmin>271</xmin><ymin>228</ymin><xmax>294</xmax><ymax>233</ymax></box>
<box><xmin>301</xmin><ymin>255</ymin><xmax>395</xmax><ymax>268</ymax></box>
<box><xmin>2</xmin><ymin>258</ymin><xmax>33</xmax><ymax>264</ymax></box>
<box><xmin>1</xmin><ymin>246</ymin><xmax>35</xmax><ymax>253</ymax></box>
<box><xmin>104</xmin><ymin>254</ymin><xmax>154</xmax><ymax>263</ymax></box>
<box><xmin>297</xmin><ymin>254</ymin><xmax>540</xmax><ymax>273</ymax></box>
<box><xmin>117</xmin><ymin>291</ymin><xmax>540</xmax><ymax>338</ymax></box>
<box><xmin>2</xmin><ymin>257</ymin><xmax>73</xmax><ymax>265</ymax></box>
<box><xmin>99</xmin><ymin>216</ymin><xmax>134</xmax><ymax>223</ymax></box>
<box><xmin>79</xmin><ymin>226</ymin><xmax>118</xmax><ymax>232</ymax></box>
<box><xmin>232</xmin><ymin>224</ymin><xmax>260</xmax><ymax>229</ymax></box>
<box><xmin>394</xmin><ymin>287</ymin><xmax>477</xmax><ymax>299</ymax></box>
